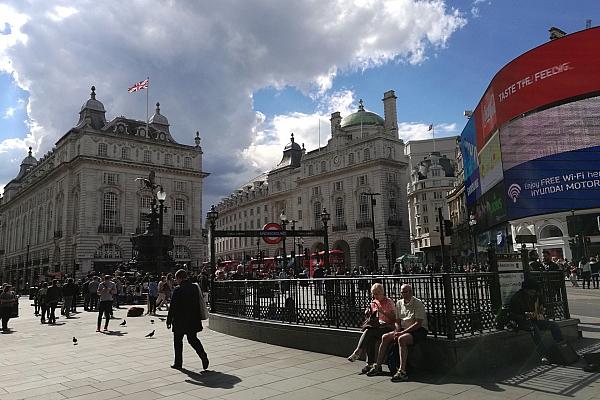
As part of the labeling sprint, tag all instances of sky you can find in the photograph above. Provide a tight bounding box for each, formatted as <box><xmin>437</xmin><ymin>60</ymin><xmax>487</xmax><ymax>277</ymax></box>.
<box><xmin>0</xmin><ymin>0</ymin><xmax>598</xmax><ymax>214</ymax></box>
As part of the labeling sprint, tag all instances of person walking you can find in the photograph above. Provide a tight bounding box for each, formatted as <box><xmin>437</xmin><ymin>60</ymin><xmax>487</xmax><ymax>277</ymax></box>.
<box><xmin>0</xmin><ymin>284</ymin><xmax>18</xmax><ymax>332</ymax></box>
<box><xmin>167</xmin><ymin>269</ymin><xmax>209</xmax><ymax>370</ymax></box>
<box><xmin>61</xmin><ymin>278</ymin><xmax>77</xmax><ymax>318</ymax></box>
<box><xmin>147</xmin><ymin>277</ymin><xmax>158</xmax><ymax>315</ymax></box>
<box><xmin>46</xmin><ymin>280</ymin><xmax>62</xmax><ymax>325</ymax></box>
<box><xmin>580</xmin><ymin>258</ymin><xmax>592</xmax><ymax>289</ymax></box>
<box><xmin>37</xmin><ymin>282</ymin><xmax>49</xmax><ymax>323</ymax></box>
<box><xmin>82</xmin><ymin>277</ymin><xmax>91</xmax><ymax>311</ymax></box>
<box><xmin>96</xmin><ymin>275</ymin><xmax>117</xmax><ymax>332</ymax></box>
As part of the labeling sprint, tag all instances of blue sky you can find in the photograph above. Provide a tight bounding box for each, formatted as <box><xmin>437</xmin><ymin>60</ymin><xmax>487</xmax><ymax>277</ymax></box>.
<box><xmin>0</xmin><ymin>1</ymin><xmax>598</xmax><ymax>209</ymax></box>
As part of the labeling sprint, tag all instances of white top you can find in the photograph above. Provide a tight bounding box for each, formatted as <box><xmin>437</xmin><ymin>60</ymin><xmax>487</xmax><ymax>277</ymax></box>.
<box><xmin>395</xmin><ymin>296</ymin><xmax>428</xmax><ymax>331</ymax></box>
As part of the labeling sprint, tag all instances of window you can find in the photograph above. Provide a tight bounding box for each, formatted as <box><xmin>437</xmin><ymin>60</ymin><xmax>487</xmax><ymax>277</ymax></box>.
<box><xmin>276</xmin><ymin>181</ymin><xmax>281</xmax><ymax>191</ymax></box>
<box><xmin>184</xmin><ymin>157</ymin><xmax>192</xmax><ymax>169</ymax></box>
<box><xmin>98</xmin><ymin>143</ymin><xmax>107</xmax><ymax>156</ymax></box>
<box><xmin>46</xmin><ymin>203</ymin><xmax>53</xmax><ymax>242</ymax></box>
<box><xmin>121</xmin><ymin>147</ymin><xmax>130</xmax><ymax>160</ymax></box>
<box><xmin>297</xmin><ymin>196</ymin><xmax>302</xmax><ymax>205</ymax></box>
<box><xmin>389</xmin><ymin>193</ymin><xmax>397</xmax><ymax>217</ymax></box>
<box><xmin>321</xmin><ymin>161</ymin><xmax>326</xmax><ymax>172</ymax></box>
<box><xmin>174</xmin><ymin>198</ymin><xmax>186</xmax><ymax>232</ymax></box>
<box><xmin>257</xmin><ymin>206</ymin><xmax>260</xmax><ymax>214</ymax></box>
<box><xmin>139</xmin><ymin>195</ymin><xmax>153</xmax><ymax>232</ymax></box>
<box><xmin>96</xmin><ymin>244</ymin><xmax>121</xmax><ymax>259</ymax></box>
<box><xmin>335</xmin><ymin>197</ymin><xmax>345</xmax><ymax>227</ymax></box>
<box><xmin>72</xmin><ymin>193</ymin><xmax>79</xmax><ymax>234</ymax></box>
<box><xmin>37</xmin><ymin>207</ymin><xmax>44</xmax><ymax>243</ymax></box>
<box><xmin>174</xmin><ymin>181</ymin><xmax>187</xmax><ymax>192</ymax></box>
<box><xmin>102</xmin><ymin>192</ymin><xmax>118</xmax><ymax>228</ymax></box>
<box><xmin>359</xmin><ymin>194</ymin><xmax>369</xmax><ymax>221</ymax></box>
<box><xmin>250</xmin><ymin>208</ymin><xmax>253</xmax><ymax>216</ymax></box>
<box><xmin>103</xmin><ymin>173</ymin><xmax>119</xmax><ymax>185</ymax></box>
<box><xmin>358</xmin><ymin>175</ymin><xmax>368</xmax><ymax>186</ymax></box>
<box><xmin>334</xmin><ymin>181</ymin><xmax>343</xmax><ymax>191</ymax></box>
<box><xmin>348</xmin><ymin>153</ymin><xmax>355</xmax><ymax>164</ymax></box>
<box><xmin>422</xmin><ymin>204</ymin><xmax>428</xmax><ymax>213</ymax></box>
<box><xmin>144</xmin><ymin>150</ymin><xmax>152</xmax><ymax>163</ymax></box>
<box><xmin>298</xmin><ymin>210</ymin><xmax>303</xmax><ymax>220</ymax></box>
<box><xmin>434</xmin><ymin>191</ymin><xmax>443</xmax><ymax>199</ymax></box>
<box><xmin>432</xmin><ymin>169</ymin><xmax>440</xmax><ymax>177</ymax></box>
<box><xmin>364</xmin><ymin>148</ymin><xmax>371</xmax><ymax>161</ymax></box>
<box><xmin>423</xmin><ymin>216</ymin><xmax>429</xmax><ymax>224</ymax></box>
<box><xmin>165</xmin><ymin>154</ymin><xmax>173</xmax><ymax>165</ymax></box>
<box><xmin>421</xmin><ymin>193</ymin><xmax>427</xmax><ymax>201</ymax></box>
<box><xmin>312</xmin><ymin>186</ymin><xmax>320</xmax><ymax>196</ymax></box>
<box><xmin>264</xmin><ymin>204</ymin><xmax>268</xmax><ymax>212</ymax></box>
<box><xmin>313</xmin><ymin>201</ymin><xmax>322</xmax><ymax>226</ymax></box>
<box><xmin>308</xmin><ymin>165</ymin><xmax>314</xmax><ymax>176</ymax></box>
<box><xmin>174</xmin><ymin>245</ymin><xmax>190</xmax><ymax>259</ymax></box>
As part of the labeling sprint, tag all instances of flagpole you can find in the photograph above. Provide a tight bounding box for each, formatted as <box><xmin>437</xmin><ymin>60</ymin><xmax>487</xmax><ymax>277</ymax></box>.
<box><xmin>318</xmin><ymin>119</ymin><xmax>321</xmax><ymax>151</ymax></box>
<box><xmin>432</xmin><ymin>124</ymin><xmax>436</xmax><ymax>153</ymax></box>
<box><xmin>146</xmin><ymin>76</ymin><xmax>150</xmax><ymax>137</ymax></box>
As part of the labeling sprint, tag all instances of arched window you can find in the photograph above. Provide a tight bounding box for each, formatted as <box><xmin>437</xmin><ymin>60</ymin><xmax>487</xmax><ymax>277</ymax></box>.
<box><xmin>53</xmin><ymin>246</ymin><xmax>61</xmax><ymax>265</ymax></box>
<box><xmin>313</xmin><ymin>201</ymin><xmax>322</xmax><ymax>228</ymax></box>
<box><xmin>55</xmin><ymin>194</ymin><xmax>64</xmax><ymax>235</ymax></box>
<box><xmin>335</xmin><ymin>197</ymin><xmax>345</xmax><ymax>228</ymax></box>
<box><xmin>348</xmin><ymin>153</ymin><xmax>355</xmax><ymax>164</ymax></box>
<box><xmin>539</xmin><ymin>225</ymin><xmax>563</xmax><ymax>239</ymax></box>
<box><xmin>321</xmin><ymin>161</ymin><xmax>326</xmax><ymax>173</ymax></box>
<box><xmin>139</xmin><ymin>195</ymin><xmax>153</xmax><ymax>233</ymax></box>
<box><xmin>359</xmin><ymin>194</ymin><xmax>369</xmax><ymax>222</ymax></box>
<box><xmin>102</xmin><ymin>192</ymin><xmax>118</xmax><ymax>229</ymax></box>
<box><xmin>37</xmin><ymin>207</ymin><xmax>44</xmax><ymax>243</ymax></box>
<box><xmin>22</xmin><ymin>215</ymin><xmax>28</xmax><ymax>249</ymax></box>
<box><xmin>98</xmin><ymin>143</ymin><xmax>107</xmax><ymax>156</ymax></box>
<box><xmin>184</xmin><ymin>157</ymin><xmax>192</xmax><ymax>169</ymax></box>
<box><xmin>174</xmin><ymin>198</ymin><xmax>186</xmax><ymax>233</ymax></box>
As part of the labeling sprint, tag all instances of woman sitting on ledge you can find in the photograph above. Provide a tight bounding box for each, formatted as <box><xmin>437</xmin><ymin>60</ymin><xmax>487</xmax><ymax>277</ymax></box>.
<box><xmin>348</xmin><ymin>283</ymin><xmax>396</xmax><ymax>374</ymax></box>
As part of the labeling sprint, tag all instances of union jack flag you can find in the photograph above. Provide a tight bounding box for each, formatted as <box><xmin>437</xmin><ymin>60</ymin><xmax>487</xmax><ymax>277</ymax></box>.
<box><xmin>128</xmin><ymin>78</ymin><xmax>149</xmax><ymax>93</ymax></box>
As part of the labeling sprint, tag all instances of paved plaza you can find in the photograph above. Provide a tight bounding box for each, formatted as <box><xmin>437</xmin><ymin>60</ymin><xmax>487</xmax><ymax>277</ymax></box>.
<box><xmin>0</xmin><ymin>298</ymin><xmax>599</xmax><ymax>400</ymax></box>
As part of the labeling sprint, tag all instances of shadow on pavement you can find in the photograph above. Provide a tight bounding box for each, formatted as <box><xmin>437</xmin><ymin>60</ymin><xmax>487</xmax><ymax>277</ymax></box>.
<box><xmin>180</xmin><ymin>368</ymin><xmax>242</xmax><ymax>388</ymax></box>
<box><xmin>101</xmin><ymin>330</ymin><xmax>128</xmax><ymax>336</ymax></box>
<box><xmin>410</xmin><ymin>337</ymin><xmax>600</xmax><ymax>397</ymax></box>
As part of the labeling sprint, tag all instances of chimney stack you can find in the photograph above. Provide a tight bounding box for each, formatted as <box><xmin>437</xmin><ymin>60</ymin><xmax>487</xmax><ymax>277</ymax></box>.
<box><xmin>382</xmin><ymin>90</ymin><xmax>398</xmax><ymax>135</ymax></box>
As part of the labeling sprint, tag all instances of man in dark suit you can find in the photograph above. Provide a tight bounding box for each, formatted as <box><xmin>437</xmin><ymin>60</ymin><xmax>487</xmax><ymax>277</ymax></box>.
<box><xmin>167</xmin><ymin>269</ymin><xmax>209</xmax><ymax>370</ymax></box>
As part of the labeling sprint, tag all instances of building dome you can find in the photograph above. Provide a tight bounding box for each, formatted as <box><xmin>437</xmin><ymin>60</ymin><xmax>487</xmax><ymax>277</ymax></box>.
<box><xmin>21</xmin><ymin>147</ymin><xmax>37</xmax><ymax>166</ymax></box>
<box><xmin>284</xmin><ymin>132</ymin><xmax>301</xmax><ymax>151</ymax></box>
<box><xmin>80</xmin><ymin>86</ymin><xmax>105</xmax><ymax>112</ymax></box>
<box><xmin>340</xmin><ymin>99</ymin><xmax>384</xmax><ymax>128</ymax></box>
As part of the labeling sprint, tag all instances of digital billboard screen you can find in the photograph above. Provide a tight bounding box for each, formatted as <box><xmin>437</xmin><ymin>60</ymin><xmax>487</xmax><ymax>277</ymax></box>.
<box><xmin>461</xmin><ymin>27</ymin><xmax>600</xmax><ymax>218</ymax></box>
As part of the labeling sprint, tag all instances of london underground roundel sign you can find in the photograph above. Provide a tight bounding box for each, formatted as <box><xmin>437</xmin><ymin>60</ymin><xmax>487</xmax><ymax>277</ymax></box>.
<box><xmin>262</xmin><ymin>223</ymin><xmax>283</xmax><ymax>245</ymax></box>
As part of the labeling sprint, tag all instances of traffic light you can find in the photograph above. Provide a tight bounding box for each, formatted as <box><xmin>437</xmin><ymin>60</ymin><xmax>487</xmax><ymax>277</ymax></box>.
<box><xmin>374</xmin><ymin>239</ymin><xmax>380</xmax><ymax>249</ymax></box>
<box><xmin>443</xmin><ymin>220</ymin><xmax>453</xmax><ymax>236</ymax></box>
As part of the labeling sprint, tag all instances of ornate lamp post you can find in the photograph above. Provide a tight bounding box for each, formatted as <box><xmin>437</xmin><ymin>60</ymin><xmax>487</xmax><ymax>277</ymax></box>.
<box><xmin>206</xmin><ymin>205</ymin><xmax>219</xmax><ymax>310</ymax></box>
<box><xmin>280</xmin><ymin>211</ymin><xmax>288</xmax><ymax>270</ymax></box>
<box><xmin>321</xmin><ymin>208</ymin><xmax>330</xmax><ymax>269</ymax></box>
<box><xmin>157</xmin><ymin>187</ymin><xmax>167</xmax><ymax>235</ymax></box>
<box><xmin>469</xmin><ymin>214</ymin><xmax>478</xmax><ymax>266</ymax></box>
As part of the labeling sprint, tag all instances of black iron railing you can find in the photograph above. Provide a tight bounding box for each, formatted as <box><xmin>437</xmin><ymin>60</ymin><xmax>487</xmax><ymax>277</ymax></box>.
<box><xmin>211</xmin><ymin>272</ymin><xmax>569</xmax><ymax>340</ymax></box>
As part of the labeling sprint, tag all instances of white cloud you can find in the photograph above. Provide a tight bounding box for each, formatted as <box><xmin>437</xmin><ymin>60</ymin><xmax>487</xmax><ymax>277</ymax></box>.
<box><xmin>0</xmin><ymin>1</ymin><xmax>467</xmax><ymax>209</ymax></box>
<box><xmin>399</xmin><ymin>122</ymin><xmax>458</xmax><ymax>142</ymax></box>
<box><xmin>3</xmin><ymin>106</ymin><xmax>15</xmax><ymax>119</ymax></box>
<box><xmin>471</xmin><ymin>0</ymin><xmax>491</xmax><ymax>18</ymax></box>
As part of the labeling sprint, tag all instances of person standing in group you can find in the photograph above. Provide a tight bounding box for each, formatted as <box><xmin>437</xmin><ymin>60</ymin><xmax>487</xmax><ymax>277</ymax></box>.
<box><xmin>580</xmin><ymin>258</ymin><xmax>592</xmax><ymax>289</ymax></box>
<box><xmin>46</xmin><ymin>280</ymin><xmax>62</xmax><ymax>325</ymax></box>
<box><xmin>157</xmin><ymin>276</ymin><xmax>170</xmax><ymax>311</ymax></box>
<box><xmin>0</xmin><ymin>284</ymin><xmax>17</xmax><ymax>332</ymax></box>
<box><xmin>97</xmin><ymin>275</ymin><xmax>117</xmax><ymax>332</ymax></box>
<box><xmin>71</xmin><ymin>280</ymin><xmax>80</xmax><ymax>313</ymax></box>
<box><xmin>88</xmin><ymin>276</ymin><xmax>100</xmax><ymax>311</ymax></box>
<box><xmin>147</xmin><ymin>277</ymin><xmax>158</xmax><ymax>315</ymax></box>
<box><xmin>61</xmin><ymin>278</ymin><xmax>77</xmax><ymax>318</ymax></box>
<box><xmin>167</xmin><ymin>269</ymin><xmax>209</xmax><ymax>370</ymax></box>
<box><xmin>82</xmin><ymin>277</ymin><xmax>91</xmax><ymax>311</ymax></box>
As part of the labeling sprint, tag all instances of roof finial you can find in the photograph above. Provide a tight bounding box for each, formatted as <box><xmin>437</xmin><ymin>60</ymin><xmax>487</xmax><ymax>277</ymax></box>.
<box><xmin>155</xmin><ymin>102</ymin><xmax>160</xmax><ymax>114</ymax></box>
<box><xmin>28</xmin><ymin>146</ymin><xmax>32</xmax><ymax>156</ymax></box>
<box><xmin>91</xmin><ymin>86</ymin><xmax>96</xmax><ymax>99</ymax></box>
<box><xmin>358</xmin><ymin>99</ymin><xmax>364</xmax><ymax>111</ymax></box>
<box><xmin>290</xmin><ymin>132</ymin><xmax>295</xmax><ymax>142</ymax></box>
<box><xmin>195</xmin><ymin>131</ymin><xmax>201</xmax><ymax>147</ymax></box>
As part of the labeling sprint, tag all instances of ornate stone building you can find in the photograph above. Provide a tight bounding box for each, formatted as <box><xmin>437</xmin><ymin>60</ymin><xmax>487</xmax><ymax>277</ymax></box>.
<box><xmin>214</xmin><ymin>91</ymin><xmax>410</xmax><ymax>273</ymax></box>
<box><xmin>0</xmin><ymin>87</ymin><xmax>208</xmax><ymax>286</ymax></box>
<box><xmin>405</xmin><ymin>137</ymin><xmax>459</xmax><ymax>265</ymax></box>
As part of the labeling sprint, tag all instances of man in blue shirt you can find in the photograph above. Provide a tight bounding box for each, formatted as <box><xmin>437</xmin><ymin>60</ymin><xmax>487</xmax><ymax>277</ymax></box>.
<box><xmin>147</xmin><ymin>278</ymin><xmax>159</xmax><ymax>315</ymax></box>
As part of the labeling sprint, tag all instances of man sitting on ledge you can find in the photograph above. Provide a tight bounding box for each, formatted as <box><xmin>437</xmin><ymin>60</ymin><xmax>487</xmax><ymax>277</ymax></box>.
<box><xmin>367</xmin><ymin>283</ymin><xmax>428</xmax><ymax>382</ymax></box>
<box><xmin>509</xmin><ymin>279</ymin><xmax>564</xmax><ymax>364</ymax></box>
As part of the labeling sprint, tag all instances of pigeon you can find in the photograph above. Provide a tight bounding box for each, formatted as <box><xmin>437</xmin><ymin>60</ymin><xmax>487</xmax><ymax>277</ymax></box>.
<box><xmin>150</xmin><ymin>319</ymin><xmax>155</xmax><ymax>324</ymax></box>
<box><xmin>72</xmin><ymin>337</ymin><xmax>78</xmax><ymax>345</ymax></box>
<box><xmin>120</xmin><ymin>320</ymin><xmax>126</xmax><ymax>326</ymax></box>
<box><xmin>145</xmin><ymin>330</ymin><xmax>155</xmax><ymax>338</ymax></box>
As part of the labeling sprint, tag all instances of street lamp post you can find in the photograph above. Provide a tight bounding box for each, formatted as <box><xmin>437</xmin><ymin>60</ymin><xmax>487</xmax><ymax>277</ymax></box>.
<box><xmin>157</xmin><ymin>187</ymin><xmax>167</xmax><ymax>235</ymax></box>
<box><xmin>206</xmin><ymin>205</ymin><xmax>219</xmax><ymax>309</ymax></box>
<box><xmin>280</xmin><ymin>211</ymin><xmax>288</xmax><ymax>271</ymax></box>
<box><xmin>321</xmin><ymin>208</ymin><xmax>330</xmax><ymax>269</ymax></box>
<box><xmin>469</xmin><ymin>214</ymin><xmax>478</xmax><ymax>266</ymax></box>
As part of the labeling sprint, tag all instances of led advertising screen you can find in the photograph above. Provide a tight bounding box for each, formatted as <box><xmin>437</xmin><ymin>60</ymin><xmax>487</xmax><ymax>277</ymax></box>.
<box><xmin>502</xmin><ymin>96</ymin><xmax>600</xmax><ymax>219</ymax></box>
<box><xmin>461</xmin><ymin>27</ymin><xmax>600</xmax><ymax>219</ymax></box>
